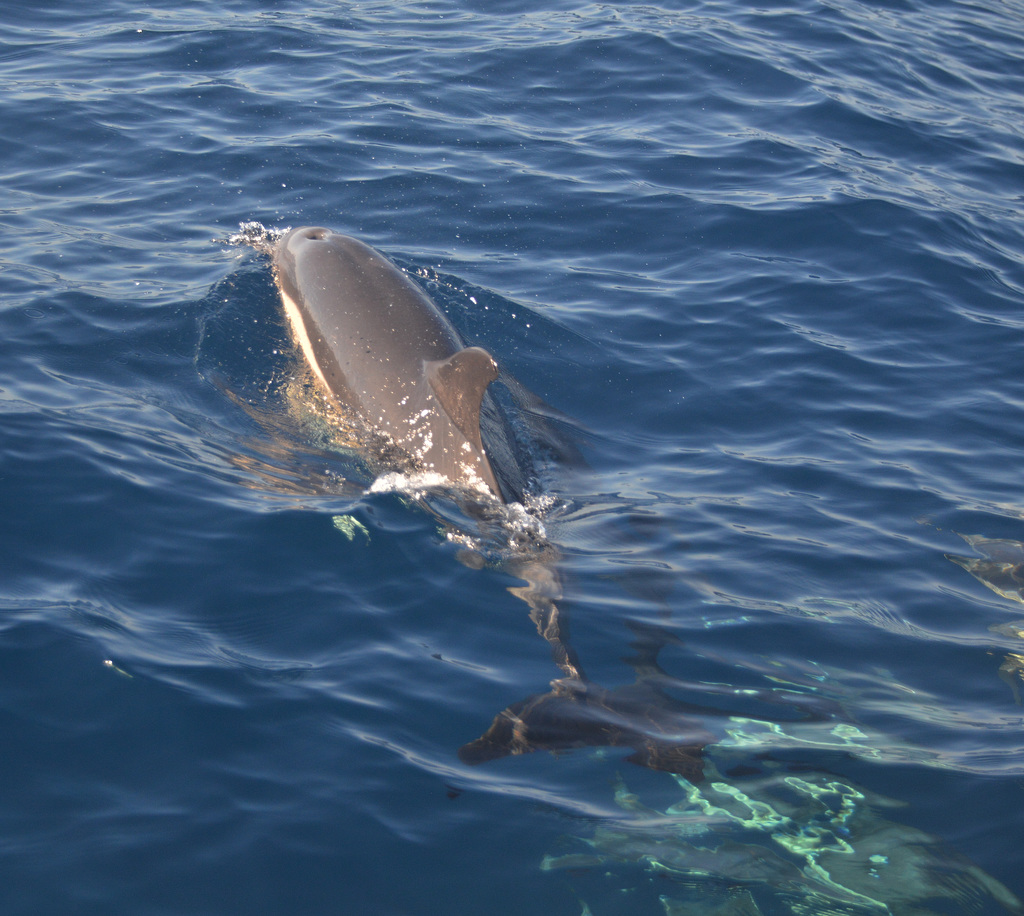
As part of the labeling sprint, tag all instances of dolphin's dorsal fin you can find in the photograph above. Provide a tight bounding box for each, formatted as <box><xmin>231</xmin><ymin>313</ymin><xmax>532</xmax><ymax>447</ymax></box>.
<box><xmin>425</xmin><ymin>347</ymin><xmax>499</xmax><ymax>451</ymax></box>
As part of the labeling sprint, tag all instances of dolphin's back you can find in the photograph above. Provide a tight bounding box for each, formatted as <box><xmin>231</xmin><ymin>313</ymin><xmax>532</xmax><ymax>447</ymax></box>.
<box><xmin>273</xmin><ymin>227</ymin><xmax>512</xmax><ymax>500</ymax></box>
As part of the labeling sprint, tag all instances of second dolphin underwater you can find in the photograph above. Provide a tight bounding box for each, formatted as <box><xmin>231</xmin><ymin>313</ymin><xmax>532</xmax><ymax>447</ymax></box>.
<box><xmin>273</xmin><ymin>226</ymin><xmax>525</xmax><ymax>502</ymax></box>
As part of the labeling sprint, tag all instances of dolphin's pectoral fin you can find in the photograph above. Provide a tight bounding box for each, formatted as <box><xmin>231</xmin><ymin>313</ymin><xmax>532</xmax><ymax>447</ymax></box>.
<box><xmin>426</xmin><ymin>347</ymin><xmax>499</xmax><ymax>452</ymax></box>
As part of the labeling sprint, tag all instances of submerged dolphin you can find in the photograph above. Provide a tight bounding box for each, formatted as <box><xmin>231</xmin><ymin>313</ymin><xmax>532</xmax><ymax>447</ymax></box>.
<box><xmin>273</xmin><ymin>226</ymin><xmax>511</xmax><ymax>500</ymax></box>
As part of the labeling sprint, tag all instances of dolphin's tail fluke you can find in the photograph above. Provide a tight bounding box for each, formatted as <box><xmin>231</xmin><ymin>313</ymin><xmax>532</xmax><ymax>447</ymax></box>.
<box><xmin>457</xmin><ymin>676</ymin><xmax>711</xmax><ymax>782</ymax></box>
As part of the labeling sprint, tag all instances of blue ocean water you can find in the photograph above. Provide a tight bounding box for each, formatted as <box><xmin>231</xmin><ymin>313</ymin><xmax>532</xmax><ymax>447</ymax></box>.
<box><xmin>2</xmin><ymin>1</ymin><xmax>1024</xmax><ymax>913</ymax></box>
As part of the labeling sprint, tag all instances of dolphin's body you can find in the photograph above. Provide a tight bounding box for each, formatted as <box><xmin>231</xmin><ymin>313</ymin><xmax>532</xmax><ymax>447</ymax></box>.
<box><xmin>273</xmin><ymin>227</ymin><xmax>514</xmax><ymax>501</ymax></box>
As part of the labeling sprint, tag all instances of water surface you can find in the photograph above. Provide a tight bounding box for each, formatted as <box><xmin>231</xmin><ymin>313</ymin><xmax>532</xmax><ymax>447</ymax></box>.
<box><xmin>2</xmin><ymin>1</ymin><xmax>1024</xmax><ymax>913</ymax></box>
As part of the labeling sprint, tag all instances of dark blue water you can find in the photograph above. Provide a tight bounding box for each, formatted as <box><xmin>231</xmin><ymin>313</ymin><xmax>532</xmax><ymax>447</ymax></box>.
<box><xmin>3</xmin><ymin>1</ymin><xmax>1024</xmax><ymax>913</ymax></box>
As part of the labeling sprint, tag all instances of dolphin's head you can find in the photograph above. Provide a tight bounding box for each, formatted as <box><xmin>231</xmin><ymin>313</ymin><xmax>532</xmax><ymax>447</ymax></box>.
<box><xmin>273</xmin><ymin>226</ymin><xmax>332</xmax><ymax>299</ymax></box>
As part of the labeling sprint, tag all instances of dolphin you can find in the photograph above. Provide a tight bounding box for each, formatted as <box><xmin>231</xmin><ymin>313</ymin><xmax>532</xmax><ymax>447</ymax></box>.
<box><xmin>273</xmin><ymin>226</ymin><xmax>513</xmax><ymax>501</ymax></box>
